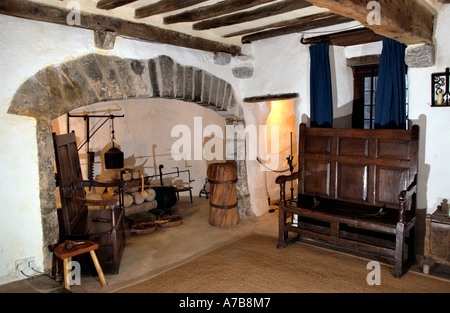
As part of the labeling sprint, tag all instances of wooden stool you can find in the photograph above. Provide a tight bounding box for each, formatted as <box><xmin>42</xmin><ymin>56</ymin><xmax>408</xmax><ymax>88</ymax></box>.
<box><xmin>54</xmin><ymin>240</ymin><xmax>107</xmax><ymax>290</ymax></box>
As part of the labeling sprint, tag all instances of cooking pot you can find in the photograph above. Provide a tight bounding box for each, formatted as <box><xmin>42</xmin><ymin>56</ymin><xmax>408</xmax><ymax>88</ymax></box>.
<box><xmin>104</xmin><ymin>144</ymin><xmax>124</xmax><ymax>169</ymax></box>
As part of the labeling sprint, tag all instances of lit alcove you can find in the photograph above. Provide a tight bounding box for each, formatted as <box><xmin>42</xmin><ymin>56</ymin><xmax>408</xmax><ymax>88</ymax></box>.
<box><xmin>264</xmin><ymin>99</ymin><xmax>298</xmax><ymax>203</ymax></box>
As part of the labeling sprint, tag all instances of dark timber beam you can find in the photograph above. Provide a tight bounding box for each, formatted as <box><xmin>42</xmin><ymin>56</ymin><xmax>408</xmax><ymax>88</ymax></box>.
<box><xmin>242</xmin><ymin>14</ymin><xmax>353</xmax><ymax>43</ymax></box>
<box><xmin>306</xmin><ymin>0</ymin><xmax>434</xmax><ymax>45</ymax></box>
<box><xmin>244</xmin><ymin>93</ymin><xmax>299</xmax><ymax>103</ymax></box>
<box><xmin>224</xmin><ymin>11</ymin><xmax>334</xmax><ymax>38</ymax></box>
<box><xmin>135</xmin><ymin>0</ymin><xmax>209</xmax><ymax>19</ymax></box>
<box><xmin>300</xmin><ymin>27</ymin><xmax>382</xmax><ymax>47</ymax></box>
<box><xmin>193</xmin><ymin>0</ymin><xmax>313</xmax><ymax>30</ymax></box>
<box><xmin>96</xmin><ymin>0</ymin><xmax>138</xmax><ymax>10</ymax></box>
<box><xmin>164</xmin><ymin>0</ymin><xmax>276</xmax><ymax>24</ymax></box>
<box><xmin>0</xmin><ymin>0</ymin><xmax>241</xmax><ymax>55</ymax></box>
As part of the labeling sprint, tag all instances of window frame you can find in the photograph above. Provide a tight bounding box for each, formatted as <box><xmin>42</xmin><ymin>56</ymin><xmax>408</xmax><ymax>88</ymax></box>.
<box><xmin>352</xmin><ymin>65</ymin><xmax>379</xmax><ymax>129</ymax></box>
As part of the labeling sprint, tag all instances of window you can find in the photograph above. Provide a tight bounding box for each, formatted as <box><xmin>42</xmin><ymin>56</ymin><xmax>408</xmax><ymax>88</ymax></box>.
<box><xmin>352</xmin><ymin>64</ymin><xmax>409</xmax><ymax>129</ymax></box>
<box><xmin>352</xmin><ymin>65</ymin><xmax>378</xmax><ymax>129</ymax></box>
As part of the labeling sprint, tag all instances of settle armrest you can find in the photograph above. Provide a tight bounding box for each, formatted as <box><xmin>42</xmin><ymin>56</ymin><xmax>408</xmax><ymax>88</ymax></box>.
<box><xmin>398</xmin><ymin>175</ymin><xmax>418</xmax><ymax>223</ymax></box>
<box><xmin>83</xmin><ymin>180</ymin><xmax>126</xmax><ymax>188</ymax></box>
<box><xmin>67</xmin><ymin>197</ymin><xmax>119</xmax><ymax>208</ymax></box>
<box><xmin>275</xmin><ymin>171</ymin><xmax>300</xmax><ymax>185</ymax></box>
<box><xmin>67</xmin><ymin>197</ymin><xmax>122</xmax><ymax>228</ymax></box>
<box><xmin>398</xmin><ymin>175</ymin><xmax>417</xmax><ymax>203</ymax></box>
<box><xmin>276</xmin><ymin>172</ymin><xmax>300</xmax><ymax>203</ymax></box>
<box><xmin>398</xmin><ymin>183</ymin><xmax>417</xmax><ymax>203</ymax></box>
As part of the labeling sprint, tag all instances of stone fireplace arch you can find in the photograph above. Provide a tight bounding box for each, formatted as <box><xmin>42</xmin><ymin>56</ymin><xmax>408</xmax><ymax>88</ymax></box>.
<box><xmin>7</xmin><ymin>53</ymin><xmax>251</xmax><ymax>272</ymax></box>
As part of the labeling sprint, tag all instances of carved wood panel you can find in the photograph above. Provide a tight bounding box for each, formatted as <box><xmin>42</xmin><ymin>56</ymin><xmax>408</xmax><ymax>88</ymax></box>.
<box><xmin>298</xmin><ymin>124</ymin><xmax>418</xmax><ymax>208</ymax></box>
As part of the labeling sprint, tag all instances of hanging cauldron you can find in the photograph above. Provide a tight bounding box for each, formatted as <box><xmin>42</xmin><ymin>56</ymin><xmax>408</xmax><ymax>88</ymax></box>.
<box><xmin>104</xmin><ymin>143</ymin><xmax>124</xmax><ymax>169</ymax></box>
<box><xmin>104</xmin><ymin>116</ymin><xmax>124</xmax><ymax>169</ymax></box>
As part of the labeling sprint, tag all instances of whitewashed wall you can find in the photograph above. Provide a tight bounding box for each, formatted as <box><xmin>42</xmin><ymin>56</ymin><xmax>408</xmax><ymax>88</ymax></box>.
<box><xmin>407</xmin><ymin>5</ymin><xmax>450</xmax><ymax>211</ymax></box>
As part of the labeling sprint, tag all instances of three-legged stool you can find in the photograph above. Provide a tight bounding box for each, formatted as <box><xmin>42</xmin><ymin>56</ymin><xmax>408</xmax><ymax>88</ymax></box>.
<box><xmin>54</xmin><ymin>240</ymin><xmax>107</xmax><ymax>290</ymax></box>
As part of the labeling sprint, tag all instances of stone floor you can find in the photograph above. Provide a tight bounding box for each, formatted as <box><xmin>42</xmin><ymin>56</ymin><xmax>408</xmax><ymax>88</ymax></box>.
<box><xmin>1</xmin><ymin>196</ymin><xmax>448</xmax><ymax>293</ymax></box>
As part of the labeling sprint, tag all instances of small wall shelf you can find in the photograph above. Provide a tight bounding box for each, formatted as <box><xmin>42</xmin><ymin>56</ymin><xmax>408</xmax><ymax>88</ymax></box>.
<box><xmin>431</xmin><ymin>67</ymin><xmax>449</xmax><ymax>107</ymax></box>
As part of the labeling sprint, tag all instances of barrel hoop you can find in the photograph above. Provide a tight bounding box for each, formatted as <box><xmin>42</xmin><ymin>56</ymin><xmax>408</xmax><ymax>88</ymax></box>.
<box><xmin>210</xmin><ymin>202</ymin><xmax>238</xmax><ymax>210</ymax></box>
<box><xmin>208</xmin><ymin>178</ymin><xmax>238</xmax><ymax>185</ymax></box>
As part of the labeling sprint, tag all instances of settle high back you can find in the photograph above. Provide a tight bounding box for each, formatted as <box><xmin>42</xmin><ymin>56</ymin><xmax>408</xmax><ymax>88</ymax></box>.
<box><xmin>297</xmin><ymin>123</ymin><xmax>419</xmax><ymax>213</ymax></box>
<box><xmin>53</xmin><ymin>131</ymin><xmax>126</xmax><ymax>274</ymax></box>
<box><xmin>276</xmin><ymin>123</ymin><xmax>419</xmax><ymax>277</ymax></box>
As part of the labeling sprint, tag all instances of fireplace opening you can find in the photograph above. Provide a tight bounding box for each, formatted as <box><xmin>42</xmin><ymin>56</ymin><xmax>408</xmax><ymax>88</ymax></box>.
<box><xmin>51</xmin><ymin>98</ymin><xmax>227</xmax><ymax>220</ymax></box>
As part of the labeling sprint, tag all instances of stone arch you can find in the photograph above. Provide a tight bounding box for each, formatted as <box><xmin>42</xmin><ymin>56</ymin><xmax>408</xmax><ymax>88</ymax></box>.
<box><xmin>7</xmin><ymin>53</ymin><xmax>251</xmax><ymax>273</ymax></box>
<box><xmin>8</xmin><ymin>54</ymin><xmax>241</xmax><ymax>122</ymax></box>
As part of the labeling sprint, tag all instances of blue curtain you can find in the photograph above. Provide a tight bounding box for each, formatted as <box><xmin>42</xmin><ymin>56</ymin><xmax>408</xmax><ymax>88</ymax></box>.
<box><xmin>375</xmin><ymin>37</ymin><xmax>407</xmax><ymax>129</ymax></box>
<box><xmin>309</xmin><ymin>43</ymin><xmax>333</xmax><ymax>128</ymax></box>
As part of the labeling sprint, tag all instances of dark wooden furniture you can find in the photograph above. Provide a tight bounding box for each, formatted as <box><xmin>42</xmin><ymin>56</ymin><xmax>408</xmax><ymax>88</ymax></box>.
<box><xmin>54</xmin><ymin>240</ymin><xmax>107</xmax><ymax>290</ymax></box>
<box><xmin>53</xmin><ymin>132</ymin><xmax>126</xmax><ymax>274</ymax></box>
<box><xmin>423</xmin><ymin>206</ymin><xmax>450</xmax><ymax>274</ymax></box>
<box><xmin>276</xmin><ymin>123</ymin><xmax>419</xmax><ymax>277</ymax></box>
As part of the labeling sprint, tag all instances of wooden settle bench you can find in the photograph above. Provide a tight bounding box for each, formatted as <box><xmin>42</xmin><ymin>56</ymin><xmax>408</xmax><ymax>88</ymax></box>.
<box><xmin>276</xmin><ymin>123</ymin><xmax>419</xmax><ymax>277</ymax></box>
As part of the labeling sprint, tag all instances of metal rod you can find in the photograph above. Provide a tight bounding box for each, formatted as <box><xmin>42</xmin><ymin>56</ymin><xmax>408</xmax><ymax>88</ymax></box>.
<box><xmin>70</xmin><ymin>114</ymin><xmax>123</xmax><ymax>151</ymax></box>
<box><xmin>137</xmin><ymin>169</ymin><xmax>194</xmax><ymax>184</ymax></box>
<box><xmin>68</xmin><ymin>113</ymin><xmax>124</xmax><ymax>118</ymax></box>
<box><xmin>446</xmin><ymin>68</ymin><xmax>449</xmax><ymax>105</ymax></box>
<box><xmin>77</xmin><ymin>117</ymin><xmax>110</xmax><ymax>151</ymax></box>
<box><xmin>159</xmin><ymin>165</ymin><xmax>164</xmax><ymax>186</ymax></box>
<box><xmin>85</xmin><ymin>115</ymin><xmax>90</xmax><ymax>153</ymax></box>
<box><xmin>67</xmin><ymin>113</ymin><xmax>124</xmax><ymax>149</ymax></box>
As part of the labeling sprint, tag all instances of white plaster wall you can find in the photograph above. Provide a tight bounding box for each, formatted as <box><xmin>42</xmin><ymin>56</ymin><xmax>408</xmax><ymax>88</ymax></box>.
<box><xmin>243</xmin><ymin>34</ymin><xmax>355</xmax><ymax>129</ymax></box>
<box><xmin>407</xmin><ymin>4</ymin><xmax>450</xmax><ymax>212</ymax></box>
<box><xmin>330</xmin><ymin>46</ymin><xmax>354</xmax><ymax>128</ymax></box>
<box><xmin>0</xmin><ymin>15</ymin><xmax>240</xmax><ymax>285</ymax></box>
<box><xmin>242</xmin><ymin>34</ymin><xmax>354</xmax><ymax>207</ymax></box>
<box><xmin>242</xmin><ymin>33</ymin><xmax>312</xmax><ymax>129</ymax></box>
<box><xmin>345</xmin><ymin>41</ymin><xmax>383</xmax><ymax>59</ymax></box>
<box><xmin>242</xmin><ymin>102</ymin><xmax>271</xmax><ymax>217</ymax></box>
<box><xmin>0</xmin><ymin>114</ymin><xmax>43</xmax><ymax>284</ymax></box>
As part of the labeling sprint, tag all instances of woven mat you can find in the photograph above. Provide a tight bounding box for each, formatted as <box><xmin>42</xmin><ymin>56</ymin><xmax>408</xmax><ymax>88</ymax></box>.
<box><xmin>116</xmin><ymin>235</ymin><xmax>450</xmax><ymax>293</ymax></box>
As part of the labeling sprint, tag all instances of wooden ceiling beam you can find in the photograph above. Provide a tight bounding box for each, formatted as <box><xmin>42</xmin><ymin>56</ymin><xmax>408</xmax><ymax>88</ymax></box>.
<box><xmin>135</xmin><ymin>0</ymin><xmax>209</xmax><ymax>19</ymax></box>
<box><xmin>163</xmin><ymin>0</ymin><xmax>276</xmax><ymax>24</ymax></box>
<box><xmin>244</xmin><ymin>93</ymin><xmax>299</xmax><ymax>103</ymax></box>
<box><xmin>224</xmin><ymin>11</ymin><xmax>334</xmax><ymax>38</ymax></box>
<box><xmin>242</xmin><ymin>14</ymin><xmax>354</xmax><ymax>43</ymax></box>
<box><xmin>306</xmin><ymin>0</ymin><xmax>434</xmax><ymax>45</ymax></box>
<box><xmin>0</xmin><ymin>0</ymin><xmax>241</xmax><ymax>55</ymax></box>
<box><xmin>96</xmin><ymin>0</ymin><xmax>138</xmax><ymax>10</ymax></box>
<box><xmin>300</xmin><ymin>27</ymin><xmax>382</xmax><ymax>46</ymax></box>
<box><xmin>193</xmin><ymin>0</ymin><xmax>313</xmax><ymax>30</ymax></box>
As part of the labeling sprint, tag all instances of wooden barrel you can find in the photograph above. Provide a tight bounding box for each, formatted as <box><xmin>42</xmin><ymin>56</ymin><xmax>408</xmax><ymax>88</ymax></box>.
<box><xmin>207</xmin><ymin>162</ymin><xmax>239</xmax><ymax>227</ymax></box>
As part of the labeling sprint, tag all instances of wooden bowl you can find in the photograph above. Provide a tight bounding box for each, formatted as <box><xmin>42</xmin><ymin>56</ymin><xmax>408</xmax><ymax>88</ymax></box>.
<box><xmin>130</xmin><ymin>222</ymin><xmax>158</xmax><ymax>235</ymax></box>
<box><xmin>156</xmin><ymin>215</ymin><xmax>183</xmax><ymax>228</ymax></box>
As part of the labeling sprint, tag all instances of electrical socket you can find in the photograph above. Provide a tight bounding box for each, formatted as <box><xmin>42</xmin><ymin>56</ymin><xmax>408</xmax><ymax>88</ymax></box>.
<box><xmin>15</xmin><ymin>256</ymin><xmax>35</xmax><ymax>274</ymax></box>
